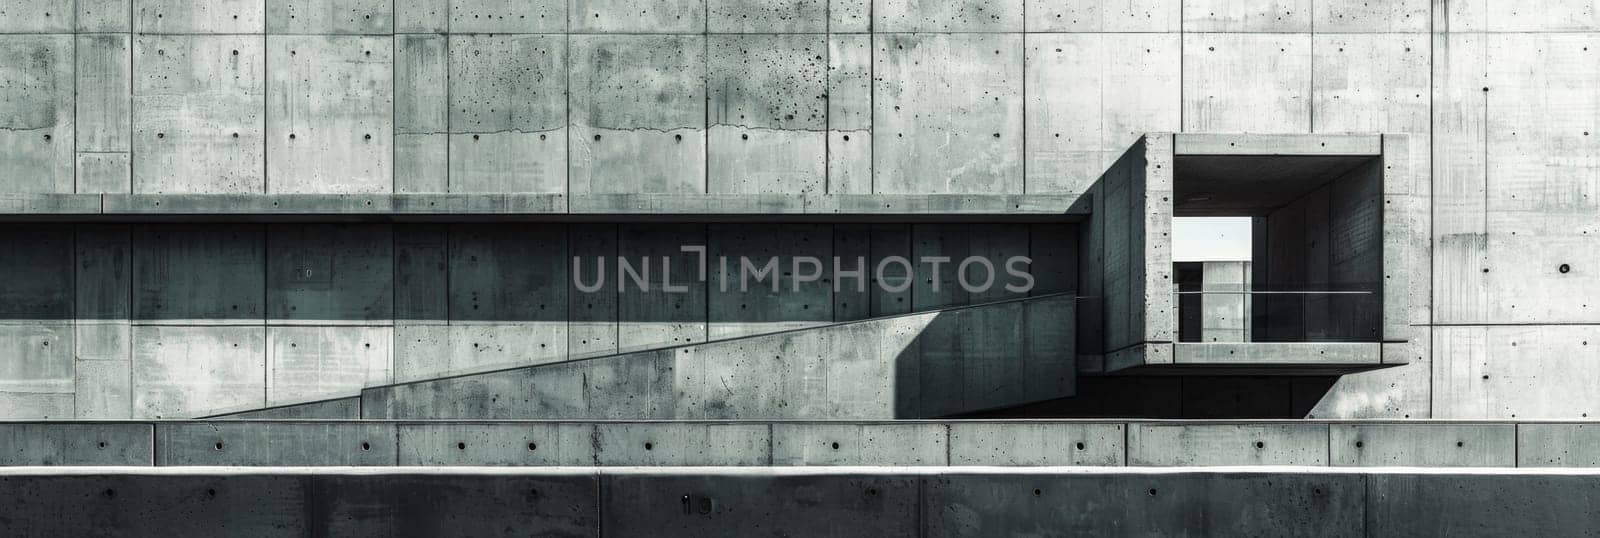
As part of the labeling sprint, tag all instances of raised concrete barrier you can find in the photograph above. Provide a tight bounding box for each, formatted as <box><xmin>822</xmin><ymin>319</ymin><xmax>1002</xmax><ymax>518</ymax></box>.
<box><xmin>4</xmin><ymin>420</ymin><xmax>1600</xmax><ymax>469</ymax></box>
<box><xmin>4</xmin><ymin>467</ymin><xmax>1598</xmax><ymax>536</ymax></box>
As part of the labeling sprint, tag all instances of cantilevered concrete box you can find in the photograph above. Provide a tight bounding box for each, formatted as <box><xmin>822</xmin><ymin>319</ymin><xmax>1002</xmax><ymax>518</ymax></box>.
<box><xmin>1081</xmin><ymin>133</ymin><xmax>1425</xmax><ymax>374</ymax></box>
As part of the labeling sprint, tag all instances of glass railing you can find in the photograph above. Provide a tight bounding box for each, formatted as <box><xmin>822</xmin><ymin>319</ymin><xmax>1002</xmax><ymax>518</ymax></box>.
<box><xmin>1171</xmin><ymin>283</ymin><xmax>1380</xmax><ymax>343</ymax></box>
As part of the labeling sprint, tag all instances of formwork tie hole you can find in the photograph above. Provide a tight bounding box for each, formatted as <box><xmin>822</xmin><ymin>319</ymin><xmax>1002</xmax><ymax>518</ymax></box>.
<box><xmin>457</xmin><ymin>442</ymin><xmax>466</xmax><ymax>450</ymax></box>
<box><xmin>1033</xmin><ymin>489</ymin><xmax>1042</xmax><ymax>497</ymax></box>
<box><xmin>1148</xmin><ymin>489</ymin><xmax>1157</xmax><ymax>497</ymax></box>
<box><xmin>645</xmin><ymin>442</ymin><xmax>654</xmax><ymax>451</ymax></box>
<box><xmin>1254</xmin><ymin>441</ymin><xmax>1264</xmax><ymax>449</ymax></box>
<box><xmin>831</xmin><ymin>442</ymin><xmax>840</xmax><ymax>450</ymax></box>
<box><xmin>214</xmin><ymin>442</ymin><xmax>223</xmax><ymax>451</ymax></box>
<box><xmin>1075</xmin><ymin>442</ymin><xmax>1085</xmax><ymax>450</ymax></box>
<box><xmin>361</xmin><ymin>442</ymin><xmax>370</xmax><ymax>451</ymax></box>
<box><xmin>528</xmin><ymin>442</ymin><xmax>537</xmax><ymax>451</ymax></box>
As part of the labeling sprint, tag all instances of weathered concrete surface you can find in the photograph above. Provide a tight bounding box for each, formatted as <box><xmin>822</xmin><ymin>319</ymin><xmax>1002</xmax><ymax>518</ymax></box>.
<box><xmin>1129</xmin><ymin>423</ymin><xmax>1329</xmax><ymax>466</ymax></box>
<box><xmin>0</xmin><ymin>423</ymin><xmax>151</xmax><ymax>465</ymax></box>
<box><xmin>707</xmin><ymin>34</ymin><xmax>826</xmax><ymax>195</ymax></box>
<box><xmin>448</xmin><ymin>34</ymin><xmax>565</xmax><ymax>194</ymax></box>
<box><xmin>874</xmin><ymin>33</ymin><xmax>1023</xmax><ymax>194</ymax></box>
<box><xmin>1330</xmin><ymin>423</ymin><xmax>1515</xmax><ymax>467</ymax></box>
<box><xmin>363</xmin><ymin>294</ymin><xmax>1074</xmax><ymax>419</ymax></box>
<box><xmin>155</xmin><ymin>422</ymin><xmax>397</xmax><ymax>466</ymax></box>
<box><xmin>948</xmin><ymin>422</ymin><xmax>1125</xmax><ymax>466</ymax></box>
<box><xmin>398</xmin><ymin>422</ymin><xmax>593</xmax><ymax>466</ymax></box>
<box><xmin>266</xmin><ymin>35</ymin><xmax>393</xmax><ymax>193</ymax></box>
<box><xmin>0</xmin><ymin>36</ymin><xmax>74</xmax><ymax>194</ymax></box>
<box><xmin>132</xmin><ymin>35</ymin><xmax>265</xmax><ymax>193</ymax></box>
<box><xmin>13</xmin><ymin>468</ymin><xmax>1591</xmax><ymax>536</ymax></box>
<box><xmin>569</xmin><ymin>35</ymin><xmax>706</xmax><ymax>194</ymax></box>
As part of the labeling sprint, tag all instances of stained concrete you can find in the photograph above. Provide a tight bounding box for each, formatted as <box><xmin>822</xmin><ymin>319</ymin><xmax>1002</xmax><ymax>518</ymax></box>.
<box><xmin>132</xmin><ymin>35</ymin><xmax>265</xmax><ymax>193</ymax></box>
<box><xmin>266</xmin><ymin>36</ymin><xmax>393</xmax><ymax>193</ymax></box>
<box><xmin>1129</xmin><ymin>423</ymin><xmax>1329</xmax><ymax>466</ymax></box>
<box><xmin>447</xmin><ymin>34</ymin><xmax>565</xmax><ymax>193</ymax></box>
<box><xmin>707</xmin><ymin>34</ymin><xmax>827</xmax><ymax>195</ymax></box>
<box><xmin>874</xmin><ymin>33</ymin><xmax>1023</xmax><ymax>194</ymax></box>
<box><xmin>0</xmin><ymin>36</ymin><xmax>74</xmax><ymax>194</ymax></box>
<box><xmin>569</xmin><ymin>35</ymin><xmax>706</xmax><ymax>194</ymax></box>
<box><xmin>154</xmin><ymin>422</ymin><xmax>397</xmax><ymax>466</ymax></box>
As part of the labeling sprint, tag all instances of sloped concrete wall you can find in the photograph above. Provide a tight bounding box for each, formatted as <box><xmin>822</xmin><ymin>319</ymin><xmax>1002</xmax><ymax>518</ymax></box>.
<box><xmin>0</xmin><ymin>222</ymin><xmax>1074</xmax><ymax>419</ymax></box>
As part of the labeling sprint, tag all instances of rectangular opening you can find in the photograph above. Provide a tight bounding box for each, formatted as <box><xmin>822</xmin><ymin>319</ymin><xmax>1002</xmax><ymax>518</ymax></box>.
<box><xmin>1173</xmin><ymin>154</ymin><xmax>1383</xmax><ymax>343</ymax></box>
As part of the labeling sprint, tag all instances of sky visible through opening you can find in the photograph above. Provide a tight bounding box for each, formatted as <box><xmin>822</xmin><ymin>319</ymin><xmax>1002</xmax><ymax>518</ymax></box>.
<box><xmin>1172</xmin><ymin>217</ymin><xmax>1252</xmax><ymax>262</ymax></box>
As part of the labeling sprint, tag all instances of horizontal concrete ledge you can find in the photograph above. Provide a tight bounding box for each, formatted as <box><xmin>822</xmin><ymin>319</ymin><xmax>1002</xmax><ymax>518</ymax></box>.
<box><xmin>1</xmin><ymin>466</ymin><xmax>1597</xmax><ymax>536</ymax></box>
<box><xmin>2</xmin><ymin>420</ymin><xmax>1598</xmax><ymax>468</ymax></box>
<box><xmin>1173</xmin><ymin>133</ymin><xmax>1384</xmax><ymax>156</ymax></box>
<box><xmin>1098</xmin><ymin>342</ymin><xmax>1390</xmax><ymax>375</ymax></box>
<box><xmin>0</xmin><ymin>194</ymin><xmax>1090</xmax><ymax>222</ymax></box>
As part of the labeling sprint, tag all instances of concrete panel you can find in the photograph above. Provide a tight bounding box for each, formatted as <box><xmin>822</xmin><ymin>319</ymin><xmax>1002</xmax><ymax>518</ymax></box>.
<box><xmin>1024</xmin><ymin>0</ymin><xmax>1179</xmax><ymax>32</ymax></box>
<box><xmin>79</xmin><ymin>0</ymin><xmax>133</xmax><ymax>31</ymax></box>
<box><xmin>1314</xmin><ymin>0</ymin><xmax>1427</xmax><ymax>32</ymax></box>
<box><xmin>448</xmin><ymin>0</ymin><xmax>563</xmax><ymax>32</ymax></box>
<box><xmin>0</xmin><ymin>424</ymin><xmax>151</xmax><ymax>466</ymax></box>
<box><xmin>948</xmin><ymin>422</ymin><xmax>1124</xmax><ymax>466</ymax></box>
<box><xmin>827</xmin><ymin>34</ymin><xmax>871</xmax><ymax>194</ymax></box>
<box><xmin>1181</xmin><ymin>0</ymin><xmax>1310</xmax><ymax>32</ymax></box>
<box><xmin>570</xmin><ymin>0</ymin><xmax>705</xmax><ymax>32</ymax></box>
<box><xmin>1434</xmin><ymin>326</ymin><xmax>1600</xmax><ymax>419</ymax></box>
<box><xmin>131</xmin><ymin>325</ymin><xmax>266</xmax><ymax>418</ymax></box>
<box><xmin>1445</xmin><ymin>0</ymin><xmax>1600</xmax><ymax>32</ymax></box>
<box><xmin>133</xmin><ymin>225</ymin><xmax>265</xmax><ymax>321</ymax></box>
<box><xmin>77</xmin><ymin>153</ymin><xmax>130</xmax><ymax>194</ymax></box>
<box><xmin>155</xmin><ymin>422</ymin><xmax>397</xmax><ymax>466</ymax></box>
<box><xmin>830</xmin><ymin>0</ymin><xmax>869</xmax><ymax>31</ymax></box>
<box><xmin>0</xmin><ymin>0</ymin><xmax>73</xmax><ymax>32</ymax></box>
<box><xmin>570</xmin><ymin>35</ymin><xmax>706</xmax><ymax>194</ymax></box>
<box><xmin>596</xmin><ymin>423</ymin><xmax>770</xmax><ymax>466</ymax></box>
<box><xmin>77</xmin><ymin>34</ymin><xmax>131</xmax><ymax>156</ymax></box>
<box><xmin>0</xmin><ymin>225</ymin><xmax>72</xmax><ymax>319</ymax></box>
<box><xmin>570</xmin><ymin>224</ymin><xmax>619</xmax><ymax>358</ymax></box>
<box><xmin>1518</xmin><ymin>424</ymin><xmax>1600</xmax><ymax>467</ymax></box>
<box><xmin>707</xmin><ymin>35</ymin><xmax>826</xmax><ymax>195</ymax></box>
<box><xmin>448</xmin><ymin>34</ymin><xmax>566</xmax><ymax>193</ymax></box>
<box><xmin>708</xmin><ymin>223</ymin><xmax>832</xmax><ymax>339</ymax></box>
<box><xmin>267</xmin><ymin>224</ymin><xmax>393</xmax><ymax>322</ymax></box>
<box><xmin>443</xmin><ymin>224</ymin><xmax>567</xmax><ymax>371</ymax></box>
<box><xmin>133</xmin><ymin>35</ymin><xmax>265</xmax><ymax>193</ymax></box>
<box><xmin>1331</xmin><ymin>423</ymin><xmax>1515</xmax><ymax>466</ymax></box>
<box><xmin>873</xmin><ymin>0</ymin><xmax>1023</xmax><ymax>32</ymax></box>
<box><xmin>395</xmin><ymin>34</ymin><xmax>447</xmax><ymax>193</ymax></box>
<box><xmin>708</xmin><ymin>0</ymin><xmax>826</xmax><ymax>32</ymax></box>
<box><xmin>313</xmin><ymin>474</ymin><xmax>599</xmax><ymax>535</ymax></box>
<box><xmin>1128</xmin><ymin>423</ymin><xmax>1330</xmax><ymax>466</ymax></box>
<box><xmin>393</xmin><ymin>224</ymin><xmax>447</xmax><ymax>322</ymax></box>
<box><xmin>396</xmin><ymin>0</ymin><xmax>446</xmax><ymax>32</ymax></box>
<box><xmin>925</xmin><ymin>471</ymin><xmax>1364</xmax><ymax>536</ymax></box>
<box><xmin>617</xmin><ymin>224</ymin><xmax>708</xmax><ymax>352</ymax></box>
<box><xmin>0</xmin><ymin>474</ymin><xmax>311</xmax><ymax>535</ymax></box>
<box><xmin>1182</xmin><ymin>33</ymin><xmax>1311</xmax><ymax>134</ymax></box>
<box><xmin>75</xmin><ymin>359</ymin><xmax>132</xmax><ymax>419</ymax></box>
<box><xmin>1470</xmin><ymin>34</ymin><xmax>1600</xmax><ymax>324</ymax></box>
<box><xmin>398</xmin><ymin>422</ymin><xmax>594</xmax><ymax>466</ymax></box>
<box><xmin>911</xmin><ymin>223</ymin><xmax>1029</xmax><ymax>310</ymax></box>
<box><xmin>268</xmin><ymin>0</ymin><xmax>393</xmax><ymax>33</ymax></box>
<box><xmin>267</xmin><ymin>36</ymin><xmax>393</xmax><ymax>194</ymax></box>
<box><xmin>0</xmin><ymin>324</ymin><xmax>74</xmax><ymax>413</ymax></box>
<box><xmin>1431</xmin><ymin>32</ymin><xmax>1488</xmax><ymax>325</ymax></box>
<box><xmin>1312</xmin><ymin>34</ymin><xmax>1429</xmax><ymax>136</ymax></box>
<box><xmin>267</xmin><ymin>326</ymin><xmax>392</xmax><ymax>406</ymax></box>
<box><xmin>0</xmin><ymin>35</ymin><xmax>73</xmax><ymax>194</ymax></box>
<box><xmin>136</xmin><ymin>0</ymin><xmax>265</xmax><ymax>32</ymax></box>
<box><xmin>772</xmin><ymin>423</ymin><xmax>946</xmax><ymax>465</ymax></box>
<box><xmin>601</xmin><ymin>472</ymin><xmax>917</xmax><ymax>536</ymax></box>
<box><xmin>834</xmin><ymin>223</ymin><xmax>912</xmax><ymax>318</ymax></box>
<box><xmin>874</xmin><ymin>33</ymin><xmax>1023</xmax><ymax>194</ymax></box>
<box><xmin>1369</xmin><ymin>473</ymin><xmax>1600</xmax><ymax>535</ymax></box>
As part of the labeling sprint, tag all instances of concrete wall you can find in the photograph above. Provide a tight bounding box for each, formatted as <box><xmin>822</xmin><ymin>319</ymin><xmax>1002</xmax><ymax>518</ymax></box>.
<box><xmin>0</xmin><ymin>222</ymin><xmax>1074</xmax><ymax>419</ymax></box>
<box><xmin>5</xmin><ymin>1</ymin><xmax>1600</xmax><ymax>420</ymax></box>
<box><xmin>364</xmin><ymin>294</ymin><xmax>1075</xmax><ymax>420</ymax></box>
<box><xmin>9</xmin><ymin>466</ymin><xmax>1600</xmax><ymax>536</ymax></box>
<box><xmin>10</xmin><ymin>420</ymin><xmax>1600</xmax><ymax>468</ymax></box>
